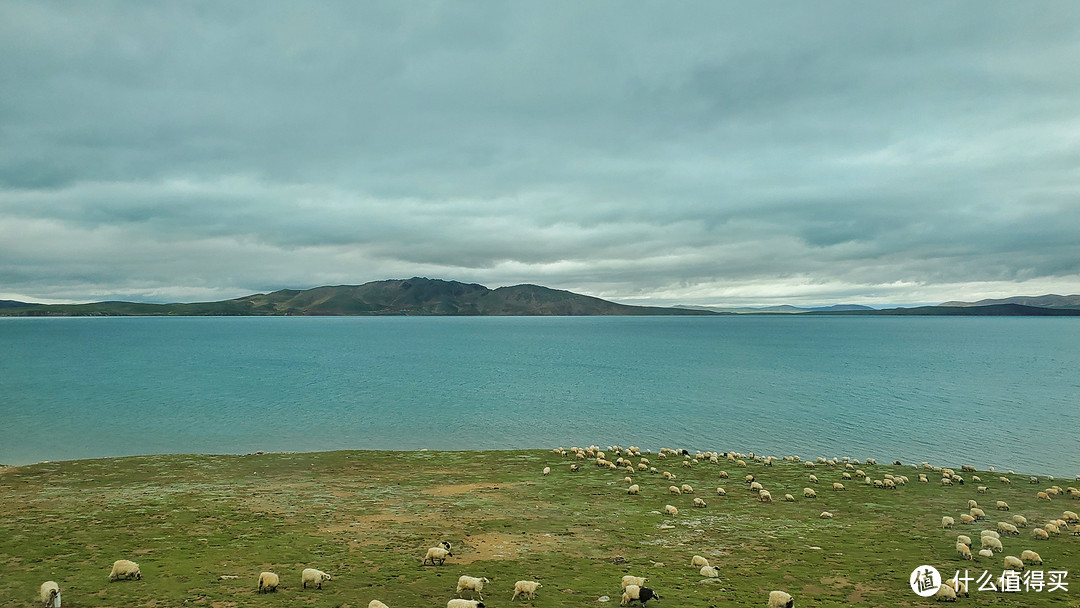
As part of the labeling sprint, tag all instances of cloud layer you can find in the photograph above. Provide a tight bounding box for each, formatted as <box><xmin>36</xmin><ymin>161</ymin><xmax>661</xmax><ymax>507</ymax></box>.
<box><xmin>2</xmin><ymin>2</ymin><xmax>1079</xmax><ymax>305</ymax></box>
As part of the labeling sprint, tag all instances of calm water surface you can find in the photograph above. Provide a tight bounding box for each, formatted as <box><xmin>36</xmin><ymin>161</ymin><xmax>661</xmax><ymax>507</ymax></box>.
<box><xmin>1</xmin><ymin>316</ymin><xmax>1077</xmax><ymax>476</ymax></box>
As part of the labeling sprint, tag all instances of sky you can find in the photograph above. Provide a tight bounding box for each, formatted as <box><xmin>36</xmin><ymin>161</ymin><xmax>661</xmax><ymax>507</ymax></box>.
<box><xmin>1</xmin><ymin>2</ymin><xmax>1079</xmax><ymax>308</ymax></box>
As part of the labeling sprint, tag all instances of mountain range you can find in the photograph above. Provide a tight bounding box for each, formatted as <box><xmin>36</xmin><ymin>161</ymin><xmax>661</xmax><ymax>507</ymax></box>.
<box><xmin>1</xmin><ymin>281</ymin><xmax>1078</xmax><ymax>316</ymax></box>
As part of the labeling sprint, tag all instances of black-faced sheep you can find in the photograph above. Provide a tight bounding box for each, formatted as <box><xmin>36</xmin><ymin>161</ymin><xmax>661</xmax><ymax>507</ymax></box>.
<box><xmin>767</xmin><ymin>590</ymin><xmax>794</xmax><ymax>608</ymax></box>
<box><xmin>620</xmin><ymin>584</ymin><xmax>659</xmax><ymax>606</ymax></box>
<box><xmin>424</xmin><ymin>546</ymin><xmax>453</xmax><ymax>565</ymax></box>
<box><xmin>40</xmin><ymin>581</ymin><xmax>60</xmax><ymax>608</ymax></box>
<box><xmin>258</xmin><ymin>571</ymin><xmax>279</xmax><ymax>593</ymax></box>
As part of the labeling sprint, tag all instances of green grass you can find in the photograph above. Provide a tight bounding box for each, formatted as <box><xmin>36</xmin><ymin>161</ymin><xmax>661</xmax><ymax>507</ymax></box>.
<box><xmin>1</xmin><ymin>449</ymin><xmax>1077</xmax><ymax>607</ymax></box>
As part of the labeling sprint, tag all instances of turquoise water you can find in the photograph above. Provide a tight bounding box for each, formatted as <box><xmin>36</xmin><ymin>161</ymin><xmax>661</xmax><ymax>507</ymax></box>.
<box><xmin>1</xmin><ymin>316</ymin><xmax>1077</xmax><ymax>476</ymax></box>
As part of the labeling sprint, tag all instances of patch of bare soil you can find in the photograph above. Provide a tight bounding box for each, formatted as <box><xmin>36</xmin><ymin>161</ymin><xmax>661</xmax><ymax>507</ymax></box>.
<box><xmin>453</xmin><ymin>532</ymin><xmax>564</xmax><ymax>563</ymax></box>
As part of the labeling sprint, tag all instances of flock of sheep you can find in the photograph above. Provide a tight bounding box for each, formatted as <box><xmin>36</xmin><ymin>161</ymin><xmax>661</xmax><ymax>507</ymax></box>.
<box><xmin>28</xmin><ymin>445</ymin><xmax>1080</xmax><ymax>607</ymax></box>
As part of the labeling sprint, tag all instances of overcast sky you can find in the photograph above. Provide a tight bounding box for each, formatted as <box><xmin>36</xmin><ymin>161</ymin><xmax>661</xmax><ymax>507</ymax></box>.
<box><xmin>2</xmin><ymin>2</ymin><xmax>1078</xmax><ymax>307</ymax></box>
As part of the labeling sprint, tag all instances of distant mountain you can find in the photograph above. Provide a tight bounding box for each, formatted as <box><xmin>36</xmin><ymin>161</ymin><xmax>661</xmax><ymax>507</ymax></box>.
<box><xmin>0</xmin><ymin>300</ymin><xmax>32</xmax><ymax>308</ymax></box>
<box><xmin>0</xmin><ymin>278</ymin><xmax>718</xmax><ymax>317</ymax></box>
<box><xmin>939</xmin><ymin>294</ymin><xmax>1080</xmax><ymax>309</ymax></box>
<box><xmin>676</xmin><ymin>303</ymin><xmax>875</xmax><ymax>314</ymax></box>
<box><xmin>812</xmin><ymin>303</ymin><xmax>1080</xmax><ymax>316</ymax></box>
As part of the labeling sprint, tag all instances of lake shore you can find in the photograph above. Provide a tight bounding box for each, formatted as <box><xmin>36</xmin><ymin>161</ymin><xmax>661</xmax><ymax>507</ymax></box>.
<box><xmin>2</xmin><ymin>448</ymin><xmax>1077</xmax><ymax>607</ymax></box>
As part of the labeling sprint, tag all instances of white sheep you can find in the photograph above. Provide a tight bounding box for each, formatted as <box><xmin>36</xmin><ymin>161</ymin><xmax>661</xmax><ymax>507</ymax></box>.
<box><xmin>109</xmin><ymin>559</ymin><xmax>141</xmax><ymax>581</ymax></box>
<box><xmin>759</xmin><ymin>489</ymin><xmax>773</xmax><ymax>502</ymax></box>
<box><xmin>981</xmin><ymin>536</ymin><xmax>1003</xmax><ymax>553</ymax></box>
<box><xmin>424</xmin><ymin>546</ymin><xmax>453</xmax><ymax>565</ymax></box>
<box><xmin>301</xmin><ymin>568</ymin><xmax>332</xmax><ymax>589</ymax></box>
<box><xmin>669</xmin><ymin>485</ymin><xmax>682</xmax><ymax>495</ymax></box>
<box><xmin>258</xmin><ymin>571</ymin><xmax>279</xmax><ymax>593</ymax></box>
<box><xmin>804</xmin><ymin>488</ymin><xmax>817</xmax><ymax>498</ymax></box>
<box><xmin>809</xmin><ymin>474</ymin><xmax>819</xmax><ymax>483</ymax></box>
<box><xmin>956</xmin><ymin>535</ymin><xmax>971</xmax><ymax>547</ymax></box>
<box><xmin>934</xmin><ymin>583</ymin><xmax>957</xmax><ymax>601</ymax></box>
<box><xmin>1033</xmin><ymin>528</ymin><xmax>1049</xmax><ymax>540</ymax></box>
<box><xmin>767</xmin><ymin>590</ymin><xmax>794</xmax><ymax>608</ymax></box>
<box><xmin>941</xmin><ymin>516</ymin><xmax>955</xmax><ymax>529</ymax></box>
<box><xmin>956</xmin><ymin>542</ymin><xmax>972</xmax><ymax>560</ymax></box>
<box><xmin>681</xmin><ymin>484</ymin><xmax>694</xmax><ymax>494</ymax></box>
<box><xmin>716</xmin><ymin>487</ymin><xmax>727</xmax><ymax>496</ymax></box>
<box><xmin>1003</xmin><ymin>555</ymin><xmax>1024</xmax><ymax>571</ymax></box>
<box><xmin>543</xmin><ymin>467</ymin><xmax>550</xmax><ymax>476</ymax></box>
<box><xmin>820</xmin><ymin>511</ymin><xmax>833</xmax><ymax>519</ymax></box>
<box><xmin>1021</xmin><ymin>550</ymin><xmax>1042</xmax><ymax>565</ymax></box>
<box><xmin>996</xmin><ymin>500</ymin><xmax>1009</xmax><ymax>511</ymax></box>
<box><xmin>1044</xmin><ymin>522</ymin><xmax>1060</xmax><ymax>535</ymax></box>
<box><xmin>369</xmin><ymin>601</ymin><xmax>390</xmax><ymax>608</ymax></box>
<box><xmin>621</xmin><ymin>575</ymin><xmax>647</xmax><ymax>589</ymax></box>
<box><xmin>980</xmin><ymin>529</ymin><xmax>999</xmax><ymax>539</ymax></box>
<box><xmin>692</xmin><ymin>497</ymin><xmax>707</xmax><ymax>508</ymax></box>
<box><xmin>978</xmin><ymin>548</ymin><xmax>994</xmax><ymax>558</ymax></box>
<box><xmin>970</xmin><ymin>508</ymin><xmax>986</xmax><ymax>520</ymax></box>
<box><xmin>1011</xmin><ymin>515</ymin><xmax>1027</xmax><ymax>527</ymax></box>
<box><xmin>1063</xmin><ymin>510</ymin><xmax>1079</xmax><ymax>524</ymax></box>
<box><xmin>511</xmin><ymin>580</ymin><xmax>541</xmax><ymax>600</ymax></box>
<box><xmin>783</xmin><ymin>493</ymin><xmax>795</xmax><ymax>502</ymax></box>
<box><xmin>40</xmin><ymin>581</ymin><xmax>60</xmax><ymax>608</ymax></box>
<box><xmin>959</xmin><ymin>514</ymin><xmax>976</xmax><ymax>525</ymax></box>
<box><xmin>457</xmin><ymin>575</ymin><xmax>490</xmax><ymax>599</ymax></box>
<box><xmin>628</xmin><ymin>484</ymin><xmax>640</xmax><ymax>495</ymax></box>
<box><xmin>832</xmin><ymin>482</ymin><xmax>845</xmax><ymax>491</ymax></box>
<box><xmin>997</xmin><ymin>521</ymin><xmax>1019</xmax><ymax>535</ymax></box>
<box><xmin>665</xmin><ymin>504</ymin><xmax>678</xmax><ymax>516</ymax></box>
<box><xmin>620</xmin><ymin>584</ymin><xmax>660</xmax><ymax>606</ymax></box>
<box><xmin>447</xmin><ymin>600</ymin><xmax>485</xmax><ymax>608</ymax></box>
<box><xmin>699</xmin><ymin>565</ymin><xmax>720</xmax><ymax>578</ymax></box>
<box><xmin>691</xmin><ymin>555</ymin><xmax>710</xmax><ymax>568</ymax></box>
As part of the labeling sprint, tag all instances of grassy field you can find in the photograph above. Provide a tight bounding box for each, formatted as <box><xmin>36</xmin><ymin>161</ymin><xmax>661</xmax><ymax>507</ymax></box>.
<box><xmin>1</xmin><ymin>449</ymin><xmax>1077</xmax><ymax>607</ymax></box>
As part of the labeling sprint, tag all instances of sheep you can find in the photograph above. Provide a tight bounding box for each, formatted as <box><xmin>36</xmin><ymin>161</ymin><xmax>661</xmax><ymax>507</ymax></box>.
<box><xmin>783</xmin><ymin>493</ymin><xmax>795</xmax><ymax>502</ymax></box>
<box><xmin>944</xmin><ymin>577</ymin><xmax>969</xmax><ymax>598</ymax></box>
<box><xmin>302</xmin><ymin>568</ymin><xmax>332</xmax><ymax>589</ymax></box>
<box><xmin>997</xmin><ymin>521</ymin><xmax>1019</xmax><ymax>535</ymax></box>
<box><xmin>1021</xmin><ymin>550</ymin><xmax>1042</xmax><ymax>565</ymax></box>
<box><xmin>1033</xmin><ymin>528</ymin><xmax>1049</xmax><ymax>540</ymax></box>
<box><xmin>662</xmin><ymin>471</ymin><xmax>674</xmax><ymax>480</ymax></box>
<box><xmin>981</xmin><ymin>536</ymin><xmax>1003</xmax><ymax>553</ymax></box>
<box><xmin>941</xmin><ymin>478</ymin><xmax>953</xmax><ymax>486</ymax></box>
<box><xmin>934</xmin><ymin>583</ymin><xmax>957</xmax><ymax>601</ymax></box>
<box><xmin>819</xmin><ymin>511</ymin><xmax>833</xmax><ymax>519</ymax></box>
<box><xmin>941</xmin><ymin>516</ymin><xmax>955</xmax><ymax>529</ymax></box>
<box><xmin>959</xmin><ymin>514</ymin><xmax>976</xmax><ymax>525</ymax></box>
<box><xmin>718</xmin><ymin>470</ymin><xmax>729</xmax><ymax>479</ymax></box>
<box><xmin>1011</xmin><ymin>514</ymin><xmax>1027</xmax><ymax>527</ymax></box>
<box><xmin>665</xmin><ymin>504</ymin><xmax>678</xmax><ymax>516</ymax></box>
<box><xmin>999</xmin><ymin>476</ymin><xmax>1011</xmax><ymax>484</ymax></box>
<box><xmin>543</xmin><ymin>467</ymin><xmax>550</xmax><ymax>476</ymax></box>
<box><xmin>669</xmin><ymin>485</ymin><xmax>682</xmax><ymax>495</ymax></box>
<box><xmin>956</xmin><ymin>542</ymin><xmax>972</xmax><ymax>560</ymax></box>
<box><xmin>621</xmin><ymin>575</ymin><xmax>647</xmax><ymax>589</ymax></box>
<box><xmin>1003</xmin><ymin>555</ymin><xmax>1024</xmax><ymax>571</ymax></box>
<box><xmin>109</xmin><ymin>559</ymin><xmax>141</xmax><ymax>581</ymax></box>
<box><xmin>457</xmin><ymin>575</ymin><xmax>490</xmax><ymax>600</ymax></box>
<box><xmin>842</xmin><ymin>472</ymin><xmax>852</xmax><ymax>480</ymax></box>
<box><xmin>809</xmin><ymin>474</ymin><xmax>819</xmax><ymax>483</ymax></box>
<box><xmin>956</xmin><ymin>535</ymin><xmax>971</xmax><ymax>547</ymax></box>
<box><xmin>716</xmin><ymin>487</ymin><xmax>726</xmax><ymax>496</ymax></box>
<box><xmin>972</xmin><ymin>475</ymin><xmax>981</xmax><ymax>482</ymax></box>
<box><xmin>977</xmin><ymin>486</ymin><xmax>987</xmax><ymax>493</ymax></box>
<box><xmin>447</xmin><ymin>600</ymin><xmax>485</xmax><ymax>608</ymax></box>
<box><xmin>919</xmin><ymin>474</ymin><xmax>929</xmax><ymax>483</ymax></box>
<box><xmin>967</xmin><ymin>499</ymin><xmax>978</xmax><ymax>509</ymax></box>
<box><xmin>804</xmin><ymin>488</ymin><xmax>817</xmax><ymax>498</ymax></box>
<box><xmin>699</xmin><ymin>565</ymin><xmax>720</xmax><ymax>578</ymax></box>
<box><xmin>40</xmin><ymin>581</ymin><xmax>60</xmax><ymax>608</ymax></box>
<box><xmin>1063</xmin><ymin>510</ymin><xmax>1080</xmax><ymax>523</ymax></box>
<box><xmin>970</xmin><ymin>508</ymin><xmax>986</xmax><ymax>520</ymax></box>
<box><xmin>628</xmin><ymin>484</ymin><xmax>641</xmax><ymax>495</ymax></box>
<box><xmin>258</xmin><ymin>571</ymin><xmax>279</xmax><ymax>593</ymax></box>
<box><xmin>980</xmin><ymin>529</ymin><xmax>1000</xmax><ymax>539</ymax></box>
<box><xmin>767</xmin><ymin>590</ymin><xmax>794</xmax><ymax>608</ymax></box>
<box><xmin>1044</xmin><ymin>522</ymin><xmax>1060</xmax><ymax>535</ymax></box>
<box><xmin>1037</xmin><ymin>491</ymin><xmax>1052</xmax><ymax>501</ymax></box>
<box><xmin>759</xmin><ymin>489</ymin><xmax>773</xmax><ymax>502</ymax></box>
<box><xmin>570</xmin><ymin>464</ymin><xmax>579</xmax><ymax>472</ymax></box>
<box><xmin>511</xmin><ymin>580</ymin><xmax>542</xmax><ymax>600</ymax></box>
<box><xmin>621</xmin><ymin>584</ymin><xmax>660</xmax><ymax>606</ymax></box>
<box><xmin>832</xmin><ymin>482</ymin><xmax>845</xmax><ymax>491</ymax></box>
<box><xmin>369</xmin><ymin>601</ymin><xmax>390</xmax><ymax>608</ymax></box>
<box><xmin>681</xmin><ymin>484</ymin><xmax>694</xmax><ymax>494</ymax></box>
<box><xmin>693</xmin><ymin>497</ymin><xmax>707</xmax><ymax>508</ymax></box>
<box><xmin>978</xmin><ymin>548</ymin><xmax>994</xmax><ymax>558</ymax></box>
<box><xmin>749</xmin><ymin>481</ymin><xmax>763</xmax><ymax>492</ymax></box>
<box><xmin>995</xmin><ymin>500</ymin><xmax>1009</xmax><ymax>511</ymax></box>
<box><xmin>424</xmin><ymin>546</ymin><xmax>453</xmax><ymax>565</ymax></box>
<box><xmin>691</xmin><ymin>555</ymin><xmax>710</xmax><ymax>568</ymax></box>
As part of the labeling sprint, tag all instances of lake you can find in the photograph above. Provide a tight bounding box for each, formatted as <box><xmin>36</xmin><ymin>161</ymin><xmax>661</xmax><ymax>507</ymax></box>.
<box><xmin>1</xmin><ymin>315</ymin><xmax>1077</xmax><ymax>477</ymax></box>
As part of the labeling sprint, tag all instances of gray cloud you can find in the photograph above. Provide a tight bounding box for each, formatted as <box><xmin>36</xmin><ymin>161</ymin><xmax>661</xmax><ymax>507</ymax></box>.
<box><xmin>1</xmin><ymin>2</ymin><xmax>1079</xmax><ymax>306</ymax></box>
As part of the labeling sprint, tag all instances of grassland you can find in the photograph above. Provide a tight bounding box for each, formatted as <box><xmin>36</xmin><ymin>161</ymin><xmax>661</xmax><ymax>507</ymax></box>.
<box><xmin>0</xmin><ymin>449</ymin><xmax>1077</xmax><ymax>607</ymax></box>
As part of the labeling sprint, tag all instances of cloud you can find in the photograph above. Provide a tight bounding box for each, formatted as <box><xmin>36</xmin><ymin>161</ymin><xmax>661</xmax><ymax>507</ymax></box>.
<box><xmin>1</xmin><ymin>2</ymin><xmax>1078</xmax><ymax>305</ymax></box>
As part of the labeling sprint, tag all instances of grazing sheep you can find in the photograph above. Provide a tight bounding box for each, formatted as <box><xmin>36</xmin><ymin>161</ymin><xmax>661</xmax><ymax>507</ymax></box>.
<box><xmin>956</xmin><ymin>535</ymin><xmax>971</xmax><ymax>547</ymax></box>
<box><xmin>665</xmin><ymin>504</ymin><xmax>678</xmax><ymax>516</ymax></box>
<box><xmin>934</xmin><ymin>583</ymin><xmax>957</xmax><ymax>602</ymax></box>
<box><xmin>1003</xmin><ymin>555</ymin><xmax>1024</xmax><ymax>571</ymax></box>
<box><xmin>996</xmin><ymin>501</ymin><xmax>1010</xmax><ymax>511</ymax></box>
<box><xmin>691</xmin><ymin>555</ymin><xmax>710</xmax><ymax>568</ymax></box>
<box><xmin>832</xmin><ymin>482</ymin><xmax>845</xmax><ymax>491</ymax></box>
<box><xmin>628</xmin><ymin>484</ymin><xmax>641</xmax><ymax>495</ymax></box>
<box><xmin>570</xmin><ymin>464</ymin><xmax>579</xmax><ymax>472</ymax></box>
<box><xmin>941</xmin><ymin>478</ymin><xmax>953</xmax><ymax>486</ymax></box>
<box><xmin>941</xmin><ymin>516</ymin><xmax>956</xmax><ymax>529</ymax></box>
<box><xmin>759</xmin><ymin>489</ymin><xmax>773</xmax><ymax>502</ymax></box>
<box><xmin>956</xmin><ymin>542</ymin><xmax>973</xmax><ymax>560</ymax></box>
<box><xmin>302</xmin><ymin>568</ymin><xmax>331</xmax><ymax>589</ymax></box>
<box><xmin>681</xmin><ymin>484</ymin><xmax>694</xmax><ymax>494</ymax></box>
<box><xmin>1012</xmin><ymin>515</ymin><xmax>1027</xmax><ymax>527</ymax></box>
<box><xmin>424</xmin><ymin>546</ymin><xmax>453</xmax><ymax>565</ymax></box>
<box><xmin>716</xmin><ymin>487</ymin><xmax>727</xmax><ymax>496</ymax></box>
<box><xmin>982</xmin><ymin>537</ymin><xmax>1003</xmax><ymax>553</ymax></box>
<box><xmin>109</xmin><ymin>559</ymin><xmax>141</xmax><ymax>581</ymax></box>
<box><xmin>809</xmin><ymin>474</ymin><xmax>818</xmax><ymax>483</ymax></box>
<box><xmin>997</xmin><ymin>521</ymin><xmax>1019</xmax><ymax>535</ymax></box>
<box><xmin>511</xmin><ymin>580</ymin><xmax>542</xmax><ymax>600</ymax></box>
<box><xmin>40</xmin><ymin>581</ymin><xmax>60</xmax><ymax>608</ymax></box>
<box><xmin>978</xmin><ymin>548</ymin><xmax>994</xmax><ymax>558</ymax></box>
<box><xmin>369</xmin><ymin>601</ymin><xmax>390</xmax><ymax>608</ymax></box>
<box><xmin>543</xmin><ymin>467</ymin><xmax>550</xmax><ymax>476</ymax></box>
<box><xmin>783</xmin><ymin>493</ymin><xmax>795</xmax><ymax>502</ymax></box>
<box><xmin>749</xmin><ymin>481</ymin><xmax>764</xmax><ymax>492</ymax></box>
<box><xmin>1033</xmin><ymin>528</ymin><xmax>1049</xmax><ymax>540</ymax></box>
<box><xmin>999</xmin><ymin>476</ymin><xmax>1011</xmax><ymax>484</ymax></box>
<box><xmin>447</xmin><ymin>600</ymin><xmax>485</xmax><ymax>608</ymax></box>
<box><xmin>718</xmin><ymin>470</ymin><xmax>729</xmax><ymax>479</ymax></box>
<box><xmin>457</xmin><ymin>576</ymin><xmax>490</xmax><ymax>600</ymax></box>
<box><xmin>1044</xmin><ymin>522</ymin><xmax>1060</xmax><ymax>535</ymax></box>
<box><xmin>919</xmin><ymin>474</ymin><xmax>929</xmax><ymax>483</ymax></box>
<box><xmin>767</xmin><ymin>590</ymin><xmax>794</xmax><ymax>608</ymax></box>
<box><xmin>980</xmin><ymin>529</ymin><xmax>1000</xmax><ymax>539</ymax></box>
<box><xmin>669</xmin><ymin>485</ymin><xmax>682</xmax><ymax>495</ymax></box>
<box><xmin>977</xmin><ymin>486</ymin><xmax>987</xmax><ymax>493</ymax></box>
<box><xmin>620</xmin><ymin>585</ymin><xmax>659</xmax><ymax>606</ymax></box>
<box><xmin>968</xmin><ymin>500</ymin><xmax>978</xmax><ymax>509</ymax></box>
<box><xmin>699</xmin><ymin>565</ymin><xmax>720</xmax><ymax>578</ymax></box>
<box><xmin>959</xmin><ymin>514</ymin><xmax>976</xmax><ymax>525</ymax></box>
<box><xmin>1021</xmin><ymin>550</ymin><xmax>1042</xmax><ymax>565</ymax></box>
<box><xmin>621</xmin><ymin>575</ymin><xmax>647</xmax><ymax>589</ymax></box>
<box><xmin>693</xmin><ymin>497</ymin><xmax>707</xmax><ymax>508</ymax></box>
<box><xmin>804</xmin><ymin>488</ymin><xmax>817</xmax><ymax>498</ymax></box>
<box><xmin>819</xmin><ymin>511</ymin><xmax>833</xmax><ymax>519</ymax></box>
<box><xmin>258</xmin><ymin>571</ymin><xmax>279</xmax><ymax>593</ymax></box>
<box><xmin>1063</xmin><ymin>510</ymin><xmax>1079</xmax><ymax>524</ymax></box>
<box><xmin>972</xmin><ymin>476</ymin><xmax>981</xmax><ymax>482</ymax></box>
<box><xmin>944</xmin><ymin>577</ymin><xmax>969</xmax><ymax>597</ymax></box>
<box><xmin>1037</xmin><ymin>492</ymin><xmax>1052</xmax><ymax>501</ymax></box>
<box><xmin>970</xmin><ymin>508</ymin><xmax>986</xmax><ymax>520</ymax></box>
